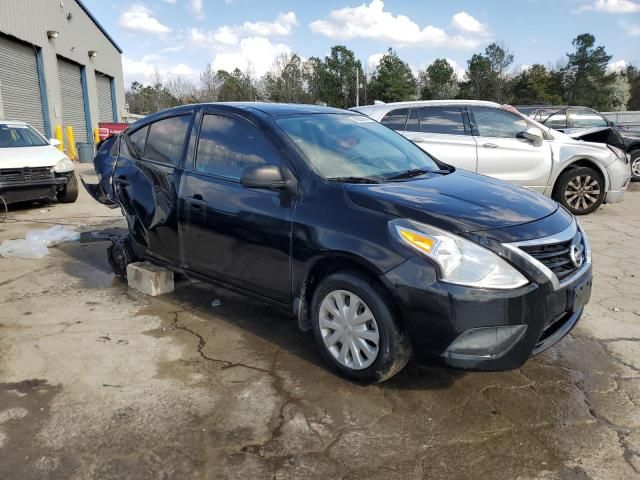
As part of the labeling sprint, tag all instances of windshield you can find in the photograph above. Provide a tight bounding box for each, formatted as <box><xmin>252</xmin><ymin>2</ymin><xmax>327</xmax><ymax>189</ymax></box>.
<box><xmin>276</xmin><ymin>113</ymin><xmax>440</xmax><ymax>180</ymax></box>
<box><xmin>0</xmin><ymin>124</ymin><xmax>48</xmax><ymax>148</ymax></box>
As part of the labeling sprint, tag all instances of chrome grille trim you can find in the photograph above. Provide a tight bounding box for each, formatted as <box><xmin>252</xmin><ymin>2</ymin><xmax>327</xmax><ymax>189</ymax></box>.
<box><xmin>503</xmin><ymin>219</ymin><xmax>591</xmax><ymax>291</ymax></box>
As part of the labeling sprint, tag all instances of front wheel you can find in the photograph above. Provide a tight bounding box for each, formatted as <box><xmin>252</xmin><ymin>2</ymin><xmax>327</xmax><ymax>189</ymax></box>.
<box><xmin>57</xmin><ymin>173</ymin><xmax>79</xmax><ymax>203</ymax></box>
<box><xmin>630</xmin><ymin>150</ymin><xmax>640</xmax><ymax>182</ymax></box>
<box><xmin>311</xmin><ymin>272</ymin><xmax>410</xmax><ymax>383</ymax></box>
<box><xmin>553</xmin><ymin>167</ymin><xmax>605</xmax><ymax>215</ymax></box>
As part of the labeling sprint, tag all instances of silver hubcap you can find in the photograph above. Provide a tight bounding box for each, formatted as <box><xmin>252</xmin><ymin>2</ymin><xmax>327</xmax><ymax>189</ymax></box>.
<box><xmin>319</xmin><ymin>290</ymin><xmax>380</xmax><ymax>370</ymax></box>
<box><xmin>632</xmin><ymin>157</ymin><xmax>640</xmax><ymax>178</ymax></box>
<box><xmin>565</xmin><ymin>175</ymin><xmax>601</xmax><ymax>211</ymax></box>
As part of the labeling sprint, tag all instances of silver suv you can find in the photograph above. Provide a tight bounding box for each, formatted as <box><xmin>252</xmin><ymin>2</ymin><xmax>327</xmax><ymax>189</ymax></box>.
<box><xmin>351</xmin><ymin>100</ymin><xmax>630</xmax><ymax>215</ymax></box>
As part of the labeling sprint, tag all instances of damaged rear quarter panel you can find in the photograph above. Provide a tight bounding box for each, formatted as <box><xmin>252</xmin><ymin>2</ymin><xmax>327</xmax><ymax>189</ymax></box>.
<box><xmin>112</xmin><ymin>136</ymin><xmax>182</xmax><ymax>265</ymax></box>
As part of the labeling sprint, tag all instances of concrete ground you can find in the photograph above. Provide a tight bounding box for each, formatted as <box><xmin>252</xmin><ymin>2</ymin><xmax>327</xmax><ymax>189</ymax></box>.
<box><xmin>0</xmin><ymin>165</ymin><xmax>639</xmax><ymax>480</ymax></box>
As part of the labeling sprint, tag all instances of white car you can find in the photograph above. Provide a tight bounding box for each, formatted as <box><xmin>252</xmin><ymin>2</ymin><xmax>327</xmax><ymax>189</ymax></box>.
<box><xmin>0</xmin><ymin>121</ymin><xmax>78</xmax><ymax>206</ymax></box>
<box><xmin>351</xmin><ymin>100</ymin><xmax>631</xmax><ymax>215</ymax></box>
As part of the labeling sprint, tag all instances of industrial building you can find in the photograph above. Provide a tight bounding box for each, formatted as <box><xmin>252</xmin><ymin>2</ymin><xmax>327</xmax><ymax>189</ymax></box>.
<box><xmin>0</xmin><ymin>0</ymin><xmax>124</xmax><ymax>148</ymax></box>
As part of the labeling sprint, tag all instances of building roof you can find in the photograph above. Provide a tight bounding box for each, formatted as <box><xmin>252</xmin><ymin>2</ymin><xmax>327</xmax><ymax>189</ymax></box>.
<box><xmin>75</xmin><ymin>0</ymin><xmax>123</xmax><ymax>53</ymax></box>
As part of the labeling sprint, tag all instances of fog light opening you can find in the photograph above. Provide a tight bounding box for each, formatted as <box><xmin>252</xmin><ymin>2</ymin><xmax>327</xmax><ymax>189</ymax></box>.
<box><xmin>444</xmin><ymin>325</ymin><xmax>528</xmax><ymax>359</ymax></box>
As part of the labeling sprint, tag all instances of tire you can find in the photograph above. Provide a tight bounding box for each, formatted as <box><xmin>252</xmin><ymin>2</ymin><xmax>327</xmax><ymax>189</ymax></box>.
<box><xmin>553</xmin><ymin>166</ymin><xmax>605</xmax><ymax>215</ymax></box>
<box><xmin>107</xmin><ymin>237</ymin><xmax>137</xmax><ymax>279</ymax></box>
<box><xmin>310</xmin><ymin>271</ymin><xmax>410</xmax><ymax>383</ymax></box>
<box><xmin>57</xmin><ymin>173</ymin><xmax>79</xmax><ymax>203</ymax></box>
<box><xmin>630</xmin><ymin>150</ymin><xmax>640</xmax><ymax>182</ymax></box>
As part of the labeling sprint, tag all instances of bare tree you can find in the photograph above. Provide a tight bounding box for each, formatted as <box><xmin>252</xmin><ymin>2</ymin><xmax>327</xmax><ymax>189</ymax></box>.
<box><xmin>165</xmin><ymin>77</ymin><xmax>198</xmax><ymax>104</ymax></box>
<box><xmin>199</xmin><ymin>63</ymin><xmax>223</xmax><ymax>102</ymax></box>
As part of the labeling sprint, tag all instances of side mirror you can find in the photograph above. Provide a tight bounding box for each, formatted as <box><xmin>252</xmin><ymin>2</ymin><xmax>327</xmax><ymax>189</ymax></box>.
<box><xmin>240</xmin><ymin>164</ymin><xmax>287</xmax><ymax>190</ymax></box>
<box><xmin>49</xmin><ymin>138</ymin><xmax>61</xmax><ymax>147</ymax></box>
<box><xmin>517</xmin><ymin>127</ymin><xmax>543</xmax><ymax>145</ymax></box>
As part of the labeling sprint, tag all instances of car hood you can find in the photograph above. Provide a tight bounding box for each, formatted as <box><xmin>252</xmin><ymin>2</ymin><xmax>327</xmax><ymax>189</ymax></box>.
<box><xmin>345</xmin><ymin>170</ymin><xmax>558</xmax><ymax>234</ymax></box>
<box><xmin>0</xmin><ymin>145</ymin><xmax>68</xmax><ymax>169</ymax></box>
<box><xmin>562</xmin><ymin>126</ymin><xmax>625</xmax><ymax>149</ymax></box>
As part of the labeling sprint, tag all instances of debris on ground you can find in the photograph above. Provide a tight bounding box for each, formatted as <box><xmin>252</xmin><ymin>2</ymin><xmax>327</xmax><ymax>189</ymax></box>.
<box><xmin>0</xmin><ymin>225</ymin><xmax>80</xmax><ymax>259</ymax></box>
<box><xmin>211</xmin><ymin>299</ymin><xmax>222</xmax><ymax>308</ymax></box>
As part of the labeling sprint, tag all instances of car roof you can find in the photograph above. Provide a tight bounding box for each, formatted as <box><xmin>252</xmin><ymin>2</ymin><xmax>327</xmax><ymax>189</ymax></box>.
<box><xmin>128</xmin><ymin>102</ymin><xmax>352</xmax><ymax>131</ymax></box>
<box><xmin>0</xmin><ymin>120</ymin><xmax>29</xmax><ymax>126</ymax></box>
<box><xmin>351</xmin><ymin>99</ymin><xmax>501</xmax><ymax>118</ymax></box>
<box><xmin>358</xmin><ymin>99</ymin><xmax>500</xmax><ymax>109</ymax></box>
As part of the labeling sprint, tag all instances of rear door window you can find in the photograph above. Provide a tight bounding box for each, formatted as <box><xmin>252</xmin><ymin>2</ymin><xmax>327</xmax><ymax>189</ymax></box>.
<box><xmin>405</xmin><ymin>109</ymin><xmax>420</xmax><ymax>132</ymax></box>
<box><xmin>418</xmin><ymin>107</ymin><xmax>466</xmax><ymax>135</ymax></box>
<box><xmin>128</xmin><ymin>126</ymin><xmax>148</xmax><ymax>157</ymax></box>
<box><xmin>380</xmin><ymin>108</ymin><xmax>409</xmax><ymax>131</ymax></box>
<box><xmin>195</xmin><ymin>114</ymin><xmax>280</xmax><ymax>180</ymax></box>
<box><xmin>144</xmin><ymin>115</ymin><xmax>191</xmax><ymax>165</ymax></box>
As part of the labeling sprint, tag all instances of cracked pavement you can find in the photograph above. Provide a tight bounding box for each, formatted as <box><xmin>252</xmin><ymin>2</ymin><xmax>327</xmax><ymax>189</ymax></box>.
<box><xmin>0</xmin><ymin>166</ymin><xmax>638</xmax><ymax>479</ymax></box>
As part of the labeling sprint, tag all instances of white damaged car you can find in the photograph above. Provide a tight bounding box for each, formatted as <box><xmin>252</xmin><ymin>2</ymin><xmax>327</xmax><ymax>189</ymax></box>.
<box><xmin>0</xmin><ymin>121</ymin><xmax>78</xmax><ymax>206</ymax></box>
<box><xmin>352</xmin><ymin>100</ymin><xmax>631</xmax><ymax>215</ymax></box>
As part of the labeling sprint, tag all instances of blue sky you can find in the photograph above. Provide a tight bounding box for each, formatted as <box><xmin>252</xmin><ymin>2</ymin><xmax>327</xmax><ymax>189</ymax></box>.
<box><xmin>84</xmin><ymin>0</ymin><xmax>640</xmax><ymax>86</ymax></box>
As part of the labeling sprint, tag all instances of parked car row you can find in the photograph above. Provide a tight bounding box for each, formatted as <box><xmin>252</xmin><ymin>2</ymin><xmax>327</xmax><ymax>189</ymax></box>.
<box><xmin>0</xmin><ymin>121</ymin><xmax>78</xmax><ymax>206</ymax></box>
<box><xmin>84</xmin><ymin>102</ymin><xmax>596</xmax><ymax>382</ymax></box>
<box><xmin>351</xmin><ymin>100</ymin><xmax>631</xmax><ymax>215</ymax></box>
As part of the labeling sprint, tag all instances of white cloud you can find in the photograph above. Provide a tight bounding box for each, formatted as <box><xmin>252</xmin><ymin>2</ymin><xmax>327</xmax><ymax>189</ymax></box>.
<box><xmin>212</xmin><ymin>37</ymin><xmax>292</xmax><ymax>77</ymax></box>
<box><xmin>242</xmin><ymin>12</ymin><xmax>298</xmax><ymax>36</ymax></box>
<box><xmin>309</xmin><ymin>0</ymin><xmax>489</xmax><ymax>48</ymax></box>
<box><xmin>188</xmin><ymin>11</ymin><xmax>297</xmax><ymax>48</ymax></box>
<box><xmin>190</xmin><ymin>0</ymin><xmax>205</xmax><ymax>20</ymax></box>
<box><xmin>367</xmin><ymin>53</ymin><xmax>384</xmax><ymax>71</ymax></box>
<box><xmin>122</xmin><ymin>54</ymin><xmax>197</xmax><ymax>86</ymax></box>
<box><xmin>621</xmin><ymin>20</ymin><xmax>640</xmax><ymax>35</ymax></box>
<box><xmin>119</xmin><ymin>4</ymin><xmax>171</xmax><ymax>35</ymax></box>
<box><xmin>574</xmin><ymin>0</ymin><xmax>640</xmax><ymax>13</ymax></box>
<box><xmin>444</xmin><ymin>58</ymin><xmax>466</xmax><ymax>80</ymax></box>
<box><xmin>608</xmin><ymin>59</ymin><xmax>628</xmax><ymax>72</ymax></box>
<box><xmin>451</xmin><ymin>11</ymin><xmax>487</xmax><ymax>34</ymax></box>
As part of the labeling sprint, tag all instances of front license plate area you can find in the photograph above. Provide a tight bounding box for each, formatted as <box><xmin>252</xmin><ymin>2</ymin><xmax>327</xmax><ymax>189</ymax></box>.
<box><xmin>568</xmin><ymin>277</ymin><xmax>592</xmax><ymax>312</ymax></box>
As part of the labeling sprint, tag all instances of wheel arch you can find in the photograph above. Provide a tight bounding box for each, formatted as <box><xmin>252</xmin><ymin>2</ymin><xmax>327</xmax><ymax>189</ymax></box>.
<box><xmin>551</xmin><ymin>158</ymin><xmax>608</xmax><ymax>196</ymax></box>
<box><xmin>625</xmin><ymin>142</ymin><xmax>640</xmax><ymax>154</ymax></box>
<box><xmin>293</xmin><ymin>253</ymin><xmax>402</xmax><ymax>332</ymax></box>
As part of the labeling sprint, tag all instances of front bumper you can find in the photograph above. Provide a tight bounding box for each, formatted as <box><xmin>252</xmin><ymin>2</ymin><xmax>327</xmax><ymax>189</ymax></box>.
<box><xmin>0</xmin><ymin>177</ymin><xmax>67</xmax><ymax>204</ymax></box>
<box><xmin>380</xmin><ymin>236</ymin><xmax>592</xmax><ymax>371</ymax></box>
<box><xmin>604</xmin><ymin>158</ymin><xmax>631</xmax><ymax>203</ymax></box>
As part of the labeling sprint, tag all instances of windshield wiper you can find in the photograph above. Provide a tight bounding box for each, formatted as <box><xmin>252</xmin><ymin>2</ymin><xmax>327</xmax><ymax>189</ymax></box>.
<box><xmin>385</xmin><ymin>168</ymin><xmax>449</xmax><ymax>181</ymax></box>
<box><xmin>327</xmin><ymin>176</ymin><xmax>383</xmax><ymax>184</ymax></box>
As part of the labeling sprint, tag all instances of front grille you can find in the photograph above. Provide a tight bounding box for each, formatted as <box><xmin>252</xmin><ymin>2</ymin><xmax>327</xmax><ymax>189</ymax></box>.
<box><xmin>0</xmin><ymin>167</ymin><xmax>54</xmax><ymax>183</ymax></box>
<box><xmin>520</xmin><ymin>230</ymin><xmax>585</xmax><ymax>281</ymax></box>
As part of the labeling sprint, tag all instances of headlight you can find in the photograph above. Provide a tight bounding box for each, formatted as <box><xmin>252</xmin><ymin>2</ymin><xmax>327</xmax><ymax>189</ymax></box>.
<box><xmin>607</xmin><ymin>145</ymin><xmax>628</xmax><ymax>164</ymax></box>
<box><xmin>390</xmin><ymin>219</ymin><xmax>528</xmax><ymax>290</ymax></box>
<box><xmin>53</xmin><ymin>157</ymin><xmax>74</xmax><ymax>173</ymax></box>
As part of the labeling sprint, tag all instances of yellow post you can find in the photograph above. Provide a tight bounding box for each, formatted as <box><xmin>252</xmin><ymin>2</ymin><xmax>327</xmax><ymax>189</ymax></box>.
<box><xmin>93</xmin><ymin>127</ymin><xmax>100</xmax><ymax>144</ymax></box>
<box><xmin>54</xmin><ymin>125</ymin><xmax>64</xmax><ymax>151</ymax></box>
<box><xmin>65</xmin><ymin>126</ymin><xmax>77</xmax><ymax>160</ymax></box>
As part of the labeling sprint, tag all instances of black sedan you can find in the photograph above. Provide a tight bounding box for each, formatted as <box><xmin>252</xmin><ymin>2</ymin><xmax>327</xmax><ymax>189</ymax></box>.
<box><xmin>84</xmin><ymin>103</ymin><xmax>592</xmax><ymax>382</ymax></box>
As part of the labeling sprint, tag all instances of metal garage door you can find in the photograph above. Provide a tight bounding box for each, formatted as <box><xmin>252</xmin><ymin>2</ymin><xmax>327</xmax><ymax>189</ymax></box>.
<box><xmin>57</xmin><ymin>56</ymin><xmax>88</xmax><ymax>143</ymax></box>
<box><xmin>0</xmin><ymin>35</ymin><xmax>46</xmax><ymax>135</ymax></box>
<box><xmin>96</xmin><ymin>72</ymin><xmax>114</xmax><ymax>122</ymax></box>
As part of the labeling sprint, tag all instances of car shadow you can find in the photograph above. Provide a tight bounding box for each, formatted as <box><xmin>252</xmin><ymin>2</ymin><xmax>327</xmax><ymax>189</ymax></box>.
<box><xmin>60</xmin><ymin>236</ymin><xmax>465</xmax><ymax>391</ymax></box>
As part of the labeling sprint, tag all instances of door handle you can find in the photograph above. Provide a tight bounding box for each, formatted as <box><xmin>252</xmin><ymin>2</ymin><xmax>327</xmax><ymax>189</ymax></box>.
<box><xmin>186</xmin><ymin>195</ymin><xmax>207</xmax><ymax>209</ymax></box>
<box><xmin>482</xmin><ymin>143</ymin><xmax>498</xmax><ymax>149</ymax></box>
<box><xmin>411</xmin><ymin>138</ymin><xmax>426</xmax><ymax>143</ymax></box>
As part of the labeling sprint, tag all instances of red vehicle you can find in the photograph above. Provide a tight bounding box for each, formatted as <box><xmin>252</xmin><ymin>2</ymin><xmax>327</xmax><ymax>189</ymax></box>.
<box><xmin>98</xmin><ymin>123</ymin><xmax>128</xmax><ymax>141</ymax></box>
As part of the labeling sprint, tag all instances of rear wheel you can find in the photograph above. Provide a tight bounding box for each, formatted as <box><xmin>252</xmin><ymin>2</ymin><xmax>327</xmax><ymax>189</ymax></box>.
<box><xmin>311</xmin><ymin>272</ymin><xmax>410</xmax><ymax>383</ymax></box>
<box><xmin>57</xmin><ymin>173</ymin><xmax>79</xmax><ymax>203</ymax></box>
<box><xmin>553</xmin><ymin>167</ymin><xmax>605</xmax><ymax>215</ymax></box>
<box><xmin>107</xmin><ymin>237</ymin><xmax>138</xmax><ymax>279</ymax></box>
<box><xmin>630</xmin><ymin>150</ymin><xmax>640</xmax><ymax>182</ymax></box>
